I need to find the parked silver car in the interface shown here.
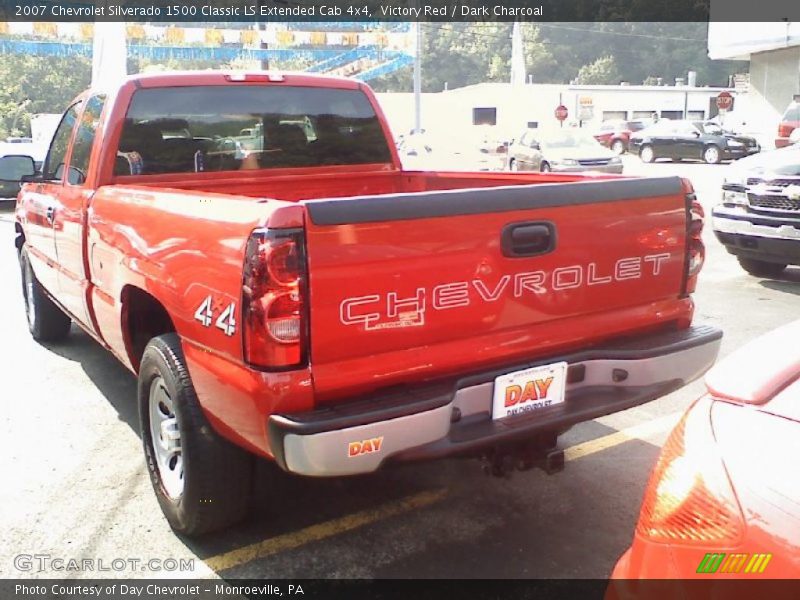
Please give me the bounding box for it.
[507,128,623,174]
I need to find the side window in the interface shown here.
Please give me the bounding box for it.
[519,132,529,145]
[43,102,82,181]
[68,95,106,185]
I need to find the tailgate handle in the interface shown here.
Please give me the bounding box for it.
[502,222,556,257]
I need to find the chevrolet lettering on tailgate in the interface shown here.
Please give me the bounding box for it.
[339,253,672,330]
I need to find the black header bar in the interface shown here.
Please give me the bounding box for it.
[0,0,799,22]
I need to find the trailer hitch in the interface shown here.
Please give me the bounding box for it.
[480,435,565,478]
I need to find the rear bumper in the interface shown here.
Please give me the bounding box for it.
[268,325,722,477]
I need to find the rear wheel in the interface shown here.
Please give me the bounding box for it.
[703,145,722,164]
[139,333,252,535]
[19,246,71,342]
[639,145,655,163]
[509,158,518,171]
[540,161,551,173]
[611,139,626,155]
[737,258,787,278]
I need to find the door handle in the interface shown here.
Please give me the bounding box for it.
[501,222,556,258]
[46,206,55,225]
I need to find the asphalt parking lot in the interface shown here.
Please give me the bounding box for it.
[1,156,798,580]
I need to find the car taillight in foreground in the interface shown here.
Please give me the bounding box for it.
[242,228,307,369]
[778,123,796,139]
[636,400,744,545]
[685,195,705,294]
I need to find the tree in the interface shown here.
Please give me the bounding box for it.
[0,54,91,138]
[574,55,621,84]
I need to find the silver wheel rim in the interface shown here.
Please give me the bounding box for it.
[149,376,184,499]
[706,147,719,163]
[612,141,624,154]
[24,261,36,330]
[641,147,653,162]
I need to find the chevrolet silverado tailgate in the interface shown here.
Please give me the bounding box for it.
[302,176,690,401]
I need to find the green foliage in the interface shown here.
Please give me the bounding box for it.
[574,56,620,85]
[0,54,91,138]
[369,22,747,92]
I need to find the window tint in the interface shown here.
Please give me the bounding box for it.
[115,85,392,175]
[68,95,106,185]
[44,102,81,181]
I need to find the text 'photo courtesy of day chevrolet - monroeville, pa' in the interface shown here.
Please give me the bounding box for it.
[1,1,799,599]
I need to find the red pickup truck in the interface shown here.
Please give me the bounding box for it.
[4,72,721,535]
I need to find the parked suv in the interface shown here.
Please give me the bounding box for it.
[713,144,800,277]
[775,97,800,149]
[593,120,646,154]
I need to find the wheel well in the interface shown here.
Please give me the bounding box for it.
[122,286,176,372]
[15,223,25,252]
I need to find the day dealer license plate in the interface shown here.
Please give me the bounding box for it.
[491,361,568,420]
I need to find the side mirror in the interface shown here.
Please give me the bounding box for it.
[531,142,541,150]
[0,154,36,183]
[692,131,701,138]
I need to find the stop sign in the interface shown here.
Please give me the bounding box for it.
[716,91,733,111]
[555,105,569,121]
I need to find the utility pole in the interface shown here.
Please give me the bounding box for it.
[256,22,268,70]
[413,21,422,133]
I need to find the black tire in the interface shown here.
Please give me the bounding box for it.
[639,145,655,163]
[540,161,551,173]
[737,258,787,278]
[138,333,252,536]
[611,139,626,155]
[703,145,722,165]
[19,245,71,342]
[508,158,518,171]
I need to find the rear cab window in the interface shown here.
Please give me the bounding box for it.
[114,85,392,176]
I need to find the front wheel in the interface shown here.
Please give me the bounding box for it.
[737,258,787,278]
[19,246,71,342]
[139,333,253,535]
[639,145,655,163]
[611,139,626,155]
[509,158,518,171]
[540,161,551,173]
[703,145,722,164]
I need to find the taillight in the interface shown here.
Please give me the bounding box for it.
[637,400,744,545]
[778,123,795,138]
[684,194,705,294]
[242,228,307,369]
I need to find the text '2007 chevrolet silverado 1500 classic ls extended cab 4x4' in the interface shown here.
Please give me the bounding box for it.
[5,71,721,535]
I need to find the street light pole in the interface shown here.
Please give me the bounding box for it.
[413,22,422,133]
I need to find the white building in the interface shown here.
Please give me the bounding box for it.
[708,21,800,146]
[377,81,736,142]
